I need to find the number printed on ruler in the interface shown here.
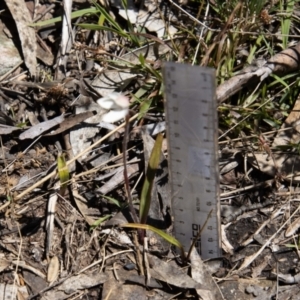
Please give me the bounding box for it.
[163,62,221,259]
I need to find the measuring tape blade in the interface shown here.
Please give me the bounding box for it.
[163,62,221,259]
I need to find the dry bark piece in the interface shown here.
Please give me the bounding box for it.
[4,0,37,76]
[102,268,162,299]
[268,43,300,74]
[22,270,48,295]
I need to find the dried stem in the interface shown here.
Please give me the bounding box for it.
[123,114,139,224]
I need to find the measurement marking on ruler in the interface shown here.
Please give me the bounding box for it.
[163,62,221,259]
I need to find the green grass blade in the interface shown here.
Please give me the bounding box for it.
[100,195,123,208]
[247,35,263,64]
[77,24,129,38]
[280,0,294,49]
[90,214,112,230]
[270,74,290,90]
[121,223,185,257]
[138,99,153,120]
[139,133,163,224]
[29,7,99,27]
[92,1,126,34]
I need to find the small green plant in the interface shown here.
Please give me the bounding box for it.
[121,133,185,259]
[57,153,69,196]
[279,0,294,49]
[139,133,163,224]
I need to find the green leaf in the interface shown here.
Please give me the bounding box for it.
[92,1,126,34]
[138,99,153,120]
[284,244,299,249]
[77,24,129,38]
[121,223,185,257]
[57,154,69,195]
[90,214,112,230]
[134,85,151,99]
[280,0,294,49]
[139,133,163,224]
[271,74,290,90]
[263,118,279,128]
[138,53,146,66]
[100,195,123,208]
[29,7,100,27]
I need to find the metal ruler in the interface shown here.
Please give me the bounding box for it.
[163,62,221,259]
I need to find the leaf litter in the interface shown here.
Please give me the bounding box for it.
[2,0,300,299]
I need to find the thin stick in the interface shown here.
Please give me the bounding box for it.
[123,115,139,223]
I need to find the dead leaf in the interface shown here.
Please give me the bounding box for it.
[95,160,139,194]
[285,217,300,238]
[251,255,270,278]
[47,256,59,283]
[58,273,108,294]
[147,254,204,289]
[19,114,66,140]
[42,272,109,299]
[190,248,224,300]
[45,111,96,136]
[72,179,97,226]
[0,283,15,300]
[70,102,103,159]
[92,42,172,97]
[219,279,275,300]
[0,255,10,272]
[4,0,37,76]
[248,97,300,181]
